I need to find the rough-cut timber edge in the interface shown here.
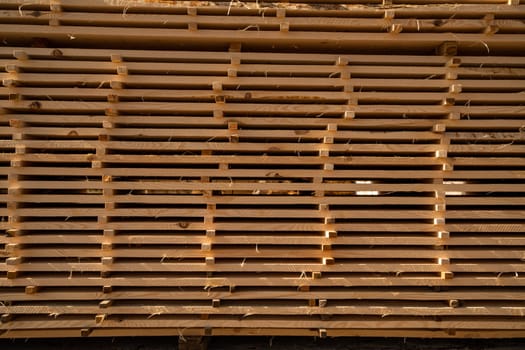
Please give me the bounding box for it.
[1,0,525,339]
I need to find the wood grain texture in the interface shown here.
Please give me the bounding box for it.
[0,0,524,338]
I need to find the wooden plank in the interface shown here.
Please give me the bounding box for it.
[3,10,525,35]
[6,247,525,259]
[3,58,525,78]
[1,47,525,66]
[13,180,525,193]
[3,262,525,273]
[6,167,525,180]
[3,73,525,90]
[3,303,525,317]
[3,87,525,105]
[1,0,525,17]
[3,275,525,288]
[4,234,525,247]
[3,288,525,301]
[1,327,524,339]
[4,316,525,331]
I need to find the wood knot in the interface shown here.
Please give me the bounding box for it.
[178,222,189,229]
[28,101,41,110]
[52,49,63,57]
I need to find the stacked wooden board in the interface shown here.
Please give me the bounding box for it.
[1,0,525,339]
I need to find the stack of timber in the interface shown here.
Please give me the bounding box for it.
[0,0,525,339]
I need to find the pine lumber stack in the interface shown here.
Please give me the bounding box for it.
[0,0,525,339]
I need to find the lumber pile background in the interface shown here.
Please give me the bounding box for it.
[1,0,525,339]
